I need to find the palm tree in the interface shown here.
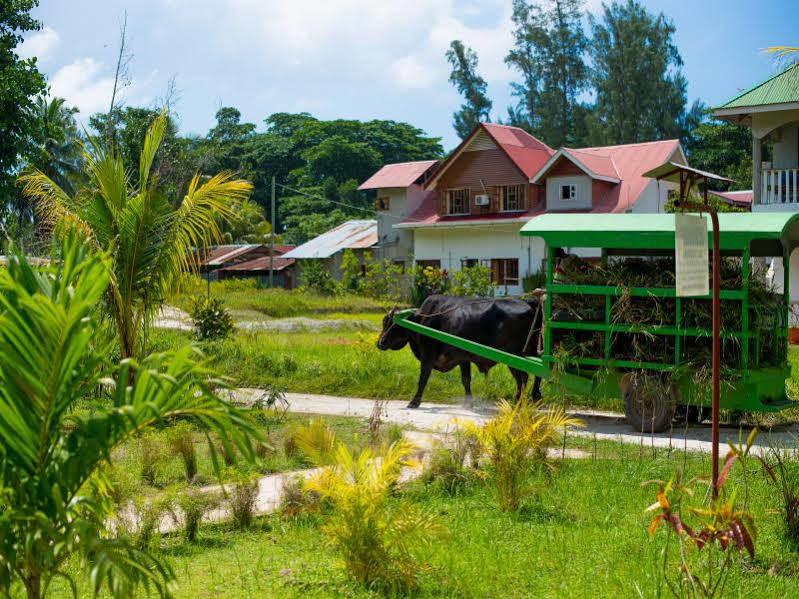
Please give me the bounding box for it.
[220,197,277,244]
[0,236,257,599]
[19,111,252,359]
[29,96,83,193]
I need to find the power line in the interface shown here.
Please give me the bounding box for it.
[276,182,407,222]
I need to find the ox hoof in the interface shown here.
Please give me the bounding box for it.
[406,400,421,409]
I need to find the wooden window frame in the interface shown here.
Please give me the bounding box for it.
[500,184,526,212]
[447,188,470,216]
[416,259,441,269]
[375,196,390,211]
[482,258,519,286]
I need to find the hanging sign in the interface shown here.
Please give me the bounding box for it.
[675,214,709,297]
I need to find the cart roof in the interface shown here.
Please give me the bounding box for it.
[520,212,799,255]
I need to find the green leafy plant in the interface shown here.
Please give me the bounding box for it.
[227,473,260,529]
[422,422,481,496]
[646,430,758,598]
[0,236,257,599]
[139,432,168,486]
[758,445,799,543]
[522,271,547,293]
[168,422,199,482]
[176,488,222,543]
[339,248,362,292]
[410,265,450,307]
[361,256,405,301]
[465,398,583,511]
[191,296,234,341]
[300,259,339,295]
[451,265,494,297]
[305,437,448,591]
[292,418,338,465]
[20,110,251,360]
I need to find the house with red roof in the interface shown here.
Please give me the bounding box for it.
[375,123,687,294]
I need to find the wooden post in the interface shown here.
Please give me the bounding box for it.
[270,175,275,288]
[753,134,762,206]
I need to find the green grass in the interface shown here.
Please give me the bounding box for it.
[106,410,371,499]
[172,278,389,319]
[44,447,799,598]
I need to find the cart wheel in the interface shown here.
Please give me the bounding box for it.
[623,374,676,433]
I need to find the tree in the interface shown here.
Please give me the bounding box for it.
[219,197,276,244]
[446,40,492,139]
[0,0,46,207]
[28,96,82,193]
[504,0,588,147]
[0,235,256,599]
[588,0,694,145]
[684,121,755,191]
[19,111,252,359]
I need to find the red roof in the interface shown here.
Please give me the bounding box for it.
[398,138,683,228]
[708,189,753,209]
[358,160,438,190]
[219,256,296,272]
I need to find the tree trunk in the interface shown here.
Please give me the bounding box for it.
[25,572,41,599]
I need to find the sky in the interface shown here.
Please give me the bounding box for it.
[17,0,799,151]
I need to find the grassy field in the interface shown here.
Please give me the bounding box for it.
[43,444,799,598]
[171,278,389,319]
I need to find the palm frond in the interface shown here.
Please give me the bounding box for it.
[18,168,94,241]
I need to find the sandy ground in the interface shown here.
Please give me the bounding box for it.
[154,306,377,333]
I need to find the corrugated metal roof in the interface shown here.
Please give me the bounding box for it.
[282,220,377,259]
[202,244,264,266]
[717,64,799,109]
[358,160,438,190]
[708,189,753,208]
[220,256,295,272]
[562,148,620,180]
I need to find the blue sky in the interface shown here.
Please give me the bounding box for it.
[18,0,799,151]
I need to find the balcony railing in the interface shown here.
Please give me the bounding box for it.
[762,168,799,205]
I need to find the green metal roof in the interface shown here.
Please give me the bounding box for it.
[716,64,799,110]
[519,212,799,254]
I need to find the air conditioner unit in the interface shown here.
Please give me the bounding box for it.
[474,194,490,206]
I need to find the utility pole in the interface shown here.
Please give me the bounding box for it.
[270,175,275,288]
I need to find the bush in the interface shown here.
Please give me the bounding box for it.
[138,433,168,486]
[522,271,547,293]
[361,256,405,301]
[132,495,174,549]
[280,475,320,516]
[466,399,583,511]
[410,265,450,307]
[339,248,361,292]
[191,296,235,341]
[228,474,260,529]
[168,423,198,482]
[176,488,221,542]
[300,259,339,295]
[422,425,481,496]
[451,265,494,297]
[291,418,338,465]
[305,436,448,590]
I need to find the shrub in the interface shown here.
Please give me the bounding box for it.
[228,474,260,529]
[132,495,174,550]
[361,256,405,301]
[305,438,447,590]
[280,475,320,516]
[410,265,450,307]
[451,265,494,297]
[191,295,235,341]
[466,398,583,511]
[176,488,221,542]
[522,271,547,293]
[422,425,481,496]
[759,445,799,543]
[168,422,199,482]
[339,248,361,292]
[300,259,339,295]
[138,432,168,486]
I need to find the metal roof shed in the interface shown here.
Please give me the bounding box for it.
[282,220,378,259]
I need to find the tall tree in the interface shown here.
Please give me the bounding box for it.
[0,0,46,207]
[505,0,588,147]
[28,96,82,193]
[446,40,493,139]
[20,112,252,359]
[684,120,759,191]
[588,0,691,145]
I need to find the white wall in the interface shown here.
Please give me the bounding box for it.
[630,179,677,213]
[546,175,592,210]
[413,223,545,295]
[375,185,426,264]
[772,122,799,170]
[766,248,799,326]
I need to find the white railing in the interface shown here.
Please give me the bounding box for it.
[761,168,799,205]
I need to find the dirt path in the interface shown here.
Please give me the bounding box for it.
[232,389,799,454]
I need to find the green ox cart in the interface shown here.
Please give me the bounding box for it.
[393,212,799,432]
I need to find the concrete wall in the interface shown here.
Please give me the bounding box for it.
[375,185,427,266]
[629,179,676,214]
[772,122,799,170]
[413,223,545,295]
[546,175,592,210]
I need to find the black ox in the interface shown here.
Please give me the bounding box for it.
[377,295,543,408]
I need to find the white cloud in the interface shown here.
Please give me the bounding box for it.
[161,0,514,92]
[18,26,60,62]
[49,58,117,116]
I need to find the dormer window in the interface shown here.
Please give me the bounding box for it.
[448,189,470,215]
[501,184,526,211]
[561,184,576,200]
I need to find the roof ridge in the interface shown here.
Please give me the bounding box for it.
[718,63,799,107]
[573,139,679,151]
